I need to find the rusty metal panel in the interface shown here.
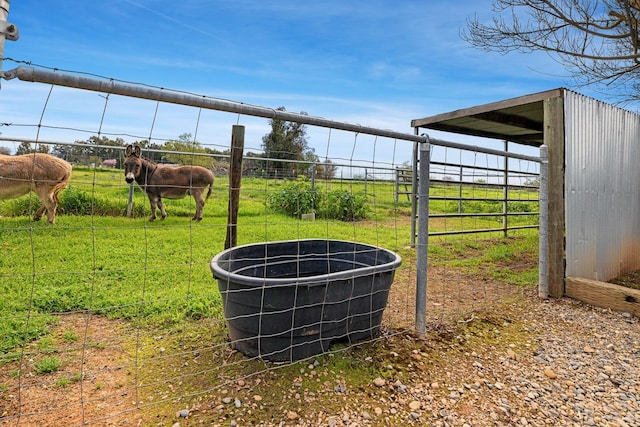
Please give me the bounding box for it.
[564,91,640,281]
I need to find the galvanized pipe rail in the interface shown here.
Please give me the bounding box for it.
[2,66,426,144]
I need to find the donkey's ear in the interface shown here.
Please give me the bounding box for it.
[125,144,133,157]
[134,145,142,158]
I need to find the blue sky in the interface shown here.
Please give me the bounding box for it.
[0,0,577,162]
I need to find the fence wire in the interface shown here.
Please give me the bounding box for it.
[0,68,539,426]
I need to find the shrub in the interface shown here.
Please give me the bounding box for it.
[59,185,94,215]
[320,190,367,221]
[267,178,322,218]
[268,179,367,221]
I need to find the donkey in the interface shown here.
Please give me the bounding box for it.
[0,153,72,224]
[124,144,215,222]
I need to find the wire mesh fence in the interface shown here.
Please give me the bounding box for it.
[0,67,540,425]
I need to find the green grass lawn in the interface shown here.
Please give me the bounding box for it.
[0,166,539,358]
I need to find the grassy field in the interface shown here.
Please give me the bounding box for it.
[0,166,539,358]
[0,166,541,425]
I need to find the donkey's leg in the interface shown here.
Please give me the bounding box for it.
[158,198,168,220]
[192,190,204,221]
[148,196,158,221]
[33,205,46,222]
[35,187,57,224]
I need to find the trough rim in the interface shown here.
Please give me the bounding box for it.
[210,238,402,287]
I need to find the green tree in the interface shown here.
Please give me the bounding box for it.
[51,144,72,161]
[317,158,338,180]
[261,107,311,178]
[133,140,164,163]
[88,136,126,167]
[163,133,213,168]
[52,136,125,166]
[463,0,640,103]
[15,142,49,155]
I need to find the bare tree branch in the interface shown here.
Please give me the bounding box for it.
[462,0,640,102]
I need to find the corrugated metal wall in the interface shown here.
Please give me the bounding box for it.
[565,91,640,281]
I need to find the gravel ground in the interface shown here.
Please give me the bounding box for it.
[404,297,640,427]
[194,295,640,427]
[378,299,640,427]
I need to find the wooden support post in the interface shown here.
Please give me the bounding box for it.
[544,97,566,298]
[224,125,245,250]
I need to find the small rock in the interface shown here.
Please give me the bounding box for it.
[583,345,596,353]
[394,379,407,393]
[334,382,347,393]
[176,409,189,419]
[287,410,298,420]
[409,400,421,410]
[373,377,386,387]
[544,368,558,379]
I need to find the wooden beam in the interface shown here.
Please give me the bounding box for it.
[566,276,640,316]
[419,122,543,146]
[471,111,543,132]
[544,96,566,298]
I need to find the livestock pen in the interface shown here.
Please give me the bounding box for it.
[0,65,542,425]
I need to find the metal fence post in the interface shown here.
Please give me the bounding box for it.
[538,145,549,298]
[410,142,418,247]
[0,0,19,84]
[503,140,509,237]
[415,140,430,336]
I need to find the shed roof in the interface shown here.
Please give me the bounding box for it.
[411,88,566,147]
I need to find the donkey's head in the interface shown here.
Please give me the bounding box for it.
[124,144,143,184]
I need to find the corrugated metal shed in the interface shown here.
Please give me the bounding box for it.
[412,87,640,305]
[563,92,640,282]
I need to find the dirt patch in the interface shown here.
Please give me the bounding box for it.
[0,314,138,427]
[1,239,538,426]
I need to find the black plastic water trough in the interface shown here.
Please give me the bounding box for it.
[210,239,402,362]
